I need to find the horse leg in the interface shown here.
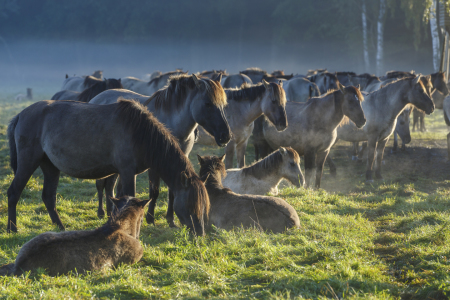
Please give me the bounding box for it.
[326,155,337,177]
[95,178,106,218]
[7,162,40,233]
[392,132,398,153]
[105,174,118,217]
[412,109,418,132]
[315,151,329,189]
[420,112,426,132]
[119,172,136,197]
[365,139,378,182]
[236,139,249,168]
[304,150,316,188]
[352,142,359,160]
[146,170,160,225]
[224,139,236,169]
[357,142,367,163]
[40,159,64,230]
[374,138,388,180]
[165,190,177,228]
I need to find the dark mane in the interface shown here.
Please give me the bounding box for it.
[144,74,227,112]
[336,71,357,76]
[242,148,299,179]
[115,100,209,218]
[385,70,415,79]
[240,67,268,75]
[76,79,123,103]
[148,70,187,86]
[83,76,103,88]
[225,82,286,105]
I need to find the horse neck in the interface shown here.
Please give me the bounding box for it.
[315,91,345,130]
[372,81,410,119]
[227,96,264,126]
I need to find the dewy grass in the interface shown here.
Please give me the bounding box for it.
[0,95,449,299]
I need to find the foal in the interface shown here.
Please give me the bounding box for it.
[0,196,148,276]
[223,147,304,195]
[198,155,300,233]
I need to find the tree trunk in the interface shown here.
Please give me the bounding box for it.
[376,0,386,76]
[362,0,370,72]
[430,0,440,72]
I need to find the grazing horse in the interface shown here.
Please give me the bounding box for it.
[198,155,300,233]
[308,72,340,94]
[0,196,149,276]
[90,74,230,227]
[196,80,287,168]
[283,77,320,102]
[7,99,210,235]
[51,78,123,102]
[61,75,105,92]
[336,76,434,182]
[223,147,304,195]
[121,70,188,96]
[239,67,268,83]
[221,74,252,88]
[263,84,366,188]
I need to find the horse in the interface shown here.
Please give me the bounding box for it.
[239,67,268,83]
[221,73,252,88]
[90,74,230,227]
[392,108,412,153]
[60,75,105,92]
[308,72,340,94]
[335,75,434,182]
[335,72,356,86]
[121,70,188,96]
[7,99,210,235]
[51,78,123,102]
[199,70,228,79]
[197,155,300,233]
[282,77,320,102]
[196,80,287,168]
[223,147,304,195]
[141,71,163,81]
[0,196,149,276]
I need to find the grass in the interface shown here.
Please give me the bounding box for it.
[0,93,449,299]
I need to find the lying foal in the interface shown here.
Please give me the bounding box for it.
[0,196,149,276]
[198,154,300,233]
[223,147,304,195]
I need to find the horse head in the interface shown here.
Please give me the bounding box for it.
[261,80,288,132]
[408,75,435,115]
[340,83,366,128]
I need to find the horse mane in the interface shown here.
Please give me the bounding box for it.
[76,79,123,103]
[242,148,299,180]
[225,82,286,105]
[309,72,339,82]
[143,74,227,112]
[240,67,268,75]
[272,70,285,76]
[336,71,357,76]
[115,100,209,218]
[148,70,186,86]
[385,70,415,79]
[83,76,103,88]
[199,70,228,77]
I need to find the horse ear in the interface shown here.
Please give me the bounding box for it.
[214,73,222,84]
[279,147,288,155]
[65,74,69,79]
[262,79,271,90]
[219,154,226,162]
[278,80,283,87]
[413,75,421,85]
[180,171,190,188]
[338,82,346,94]
[118,78,121,83]
[109,197,121,208]
[200,173,210,183]
[197,154,204,165]
[192,74,202,89]
[356,84,361,90]
[138,199,151,207]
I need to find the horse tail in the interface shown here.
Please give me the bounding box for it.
[444,108,450,126]
[8,114,19,174]
[0,263,15,276]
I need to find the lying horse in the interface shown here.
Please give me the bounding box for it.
[198,155,300,233]
[196,80,287,168]
[222,147,304,195]
[51,78,123,102]
[90,74,230,226]
[0,196,148,276]
[336,75,434,182]
[7,99,210,235]
[262,84,366,188]
[121,70,188,96]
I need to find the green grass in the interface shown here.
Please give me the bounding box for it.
[0,93,450,299]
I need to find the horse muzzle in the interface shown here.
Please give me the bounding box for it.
[356,118,366,129]
[215,132,232,148]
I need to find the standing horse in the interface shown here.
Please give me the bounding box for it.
[199,70,228,79]
[263,84,366,188]
[121,70,188,96]
[223,147,304,195]
[221,74,252,88]
[336,76,434,182]
[90,74,230,226]
[198,155,300,233]
[282,77,320,102]
[239,67,268,83]
[0,196,149,276]
[7,100,210,235]
[61,75,105,92]
[196,80,287,168]
[392,108,412,153]
[308,72,340,94]
[51,78,123,102]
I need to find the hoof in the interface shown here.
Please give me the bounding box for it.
[351,156,358,161]
[146,214,156,226]
[97,209,105,219]
[168,221,178,228]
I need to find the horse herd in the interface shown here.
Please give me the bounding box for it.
[1,67,448,276]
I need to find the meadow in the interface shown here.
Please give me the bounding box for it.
[0,92,449,299]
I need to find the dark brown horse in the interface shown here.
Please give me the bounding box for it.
[0,196,149,276]
[7,100,209,235]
